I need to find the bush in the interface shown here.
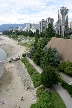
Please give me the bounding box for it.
[58,61,72,76]
[64,66,72,76]
[22,53,26,57]
[58,61,66,72]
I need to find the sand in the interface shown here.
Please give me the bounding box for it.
[0,35,36,108]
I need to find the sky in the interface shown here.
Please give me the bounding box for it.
[0,0,72,24]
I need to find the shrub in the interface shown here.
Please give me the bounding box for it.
[22,53,26,57]
[58,61,72,76]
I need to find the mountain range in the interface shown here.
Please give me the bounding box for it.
[0,23,39,31]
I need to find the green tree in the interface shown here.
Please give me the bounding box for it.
[39,32,45,37]
[41,47,60,69]
[35,29,39,38]
[55,33,61,38]
[29,30,34,37]
[33,46,43,65]
[41,65,58,88]
[45,23,55,38]
[32,37,51,65]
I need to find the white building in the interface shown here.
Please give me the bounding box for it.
[39,17,54,34]
[26,23,32,31]
[30,27,36,33]
[18,26,23,31]
[39,19,46,34]
[68,21,72,29]
[46,17,54,28]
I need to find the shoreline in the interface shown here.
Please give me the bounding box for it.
[0,35,36,108]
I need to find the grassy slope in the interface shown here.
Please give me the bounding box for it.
[51,91,66,108]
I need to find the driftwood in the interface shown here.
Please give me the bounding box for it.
[9,57,20,62]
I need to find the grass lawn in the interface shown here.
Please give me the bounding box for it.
[18,35,35,40]
[18,40,34,49]
[18,35,25,38]
[18,36,35,49]
[51,91,66,108]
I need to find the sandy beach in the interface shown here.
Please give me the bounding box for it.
[0,35,36,108]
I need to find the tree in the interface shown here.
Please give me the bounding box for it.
[32,46,43,65]
[41,65,58,88]
[55,33,61,38]
[29,30,34,37]
[31,37,50,66]
[52,48,60,67]
[40,47,60,69]
[45,23,55,38]
[39,32,45,37]
[35,29,39,38]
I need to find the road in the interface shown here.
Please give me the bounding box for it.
[27,57,72,108]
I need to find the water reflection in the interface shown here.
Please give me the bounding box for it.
[0,48,7,77]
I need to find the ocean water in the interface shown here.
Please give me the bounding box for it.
[0,48,7,77]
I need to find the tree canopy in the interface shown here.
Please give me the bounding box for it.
[41,65,58,88]
[45,23,55,38]
[40,47,60,70]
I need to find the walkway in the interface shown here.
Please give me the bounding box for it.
[59,72,72,84]
[27,57,72,108]
[54,84,72,108]
[26,57,42,74]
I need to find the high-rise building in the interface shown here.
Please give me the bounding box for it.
[26,23,32,31]
[18,26,23,31]
[46,17,54,28]
[39,19,46,34]
[39,18,54,34]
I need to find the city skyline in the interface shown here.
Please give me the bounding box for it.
[0,0,72,24]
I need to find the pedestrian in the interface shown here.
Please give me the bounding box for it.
[2,101,6,104]
[21,97,24,101]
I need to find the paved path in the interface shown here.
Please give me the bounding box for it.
[59,72,72,84]
[54,84,72,108]
[26,57,42,74]
[27,57,72,108]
